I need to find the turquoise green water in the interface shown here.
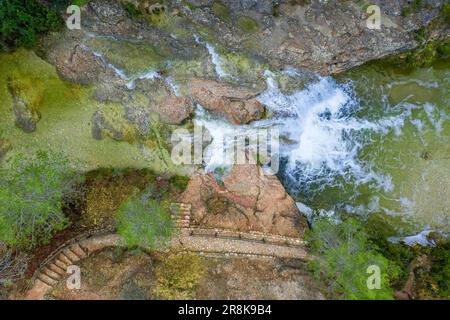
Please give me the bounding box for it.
[1,47,448,235]
[295,61,449,233]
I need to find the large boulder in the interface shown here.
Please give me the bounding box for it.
[187,78,265,124]
[149,95,194,125]
[185,0,448,75]
[45,40,111,85]
[181,164,308,238]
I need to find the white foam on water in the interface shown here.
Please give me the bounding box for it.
[126,69,161,89]
[388,229,435,247]
[83,33,180,93]
[193,106,275,172]
[296,202,341,224]
[258,72,408,192]
[193,35,228,79]
[195,70,413,195]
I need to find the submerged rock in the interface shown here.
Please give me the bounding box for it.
[91,108,138,142]
[181,164,308,238]
[187,78,265,124]
[7,79,41,133]
[0,139,11,159]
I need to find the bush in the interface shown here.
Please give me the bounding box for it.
[307,217,401,300]
[237,16,259,33]
[0,242,27,287]
[155,253,204,299]
[116,188,173,249]
[0,151,76,248]
[0,0,62,51]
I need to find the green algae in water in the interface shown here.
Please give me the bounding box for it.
[320,60,450,232]
[0,49,186,175]
[87,37,168,74]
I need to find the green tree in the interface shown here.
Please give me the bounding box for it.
[0,151,76,247]
[307,217,401,300]
[0,0,62,51]
[117,189,173,249]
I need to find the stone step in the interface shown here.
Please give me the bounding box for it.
[38,273,59,286]
[175,220,190,227]
[48,263,66,276]
[63,248,81,262]
[54,257,69,269]
[70,243,88,259]
[41,267,62,281]
[58,252,73,265]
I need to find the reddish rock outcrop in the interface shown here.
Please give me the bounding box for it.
[181,164,308,238]
[46,41,111,85]
[150,95,194,125]
[187,78,265,124]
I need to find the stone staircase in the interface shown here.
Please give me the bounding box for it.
[35,243,88,287]
[169,202,191,228]
[25,204,309,299]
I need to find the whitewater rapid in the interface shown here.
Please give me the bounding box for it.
[196,70,409,192]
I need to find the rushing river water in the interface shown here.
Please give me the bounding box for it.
[196,60,450,236]
[2,36,447,239]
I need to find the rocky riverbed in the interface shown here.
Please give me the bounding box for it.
[0,0,449,300]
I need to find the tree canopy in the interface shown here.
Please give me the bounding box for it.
[0,151,76,247]
[117,188,174,249]
[0,0,62,51]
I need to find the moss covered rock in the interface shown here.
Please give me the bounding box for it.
[7,77,42,133]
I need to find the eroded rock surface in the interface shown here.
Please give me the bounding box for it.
[183,0,449,74]
[40,0,448,130]
[187,78,265,124]
[181,164,308,238]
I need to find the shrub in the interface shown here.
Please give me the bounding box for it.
[0,151,76,248]
[116,188,173,249]
[212,2,231,23]
[0,0,62,51]
[0,242,27,287]
[237,16,259,33]
[155,253,204,299]
[307,217,401,300]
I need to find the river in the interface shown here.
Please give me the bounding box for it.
[196,59,449,238]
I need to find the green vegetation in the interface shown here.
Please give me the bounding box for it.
[426,240,450,298]
[307,217,401,299]
[0,0,62,51]
[212,2,231,23]
[87,37,167,74]
[237,16,259,33]
[168,175,190,192]
[0,151,77,248]
[308,212,450,299]
[385,4,450,69]
[116,188,173,249]
[155,253,205,299]
[289,0,310,6]
[401,0,425,17]
[122,1,143,17]
[183,0,199,11]
[71,0,91,6]
[388,38,450,69]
